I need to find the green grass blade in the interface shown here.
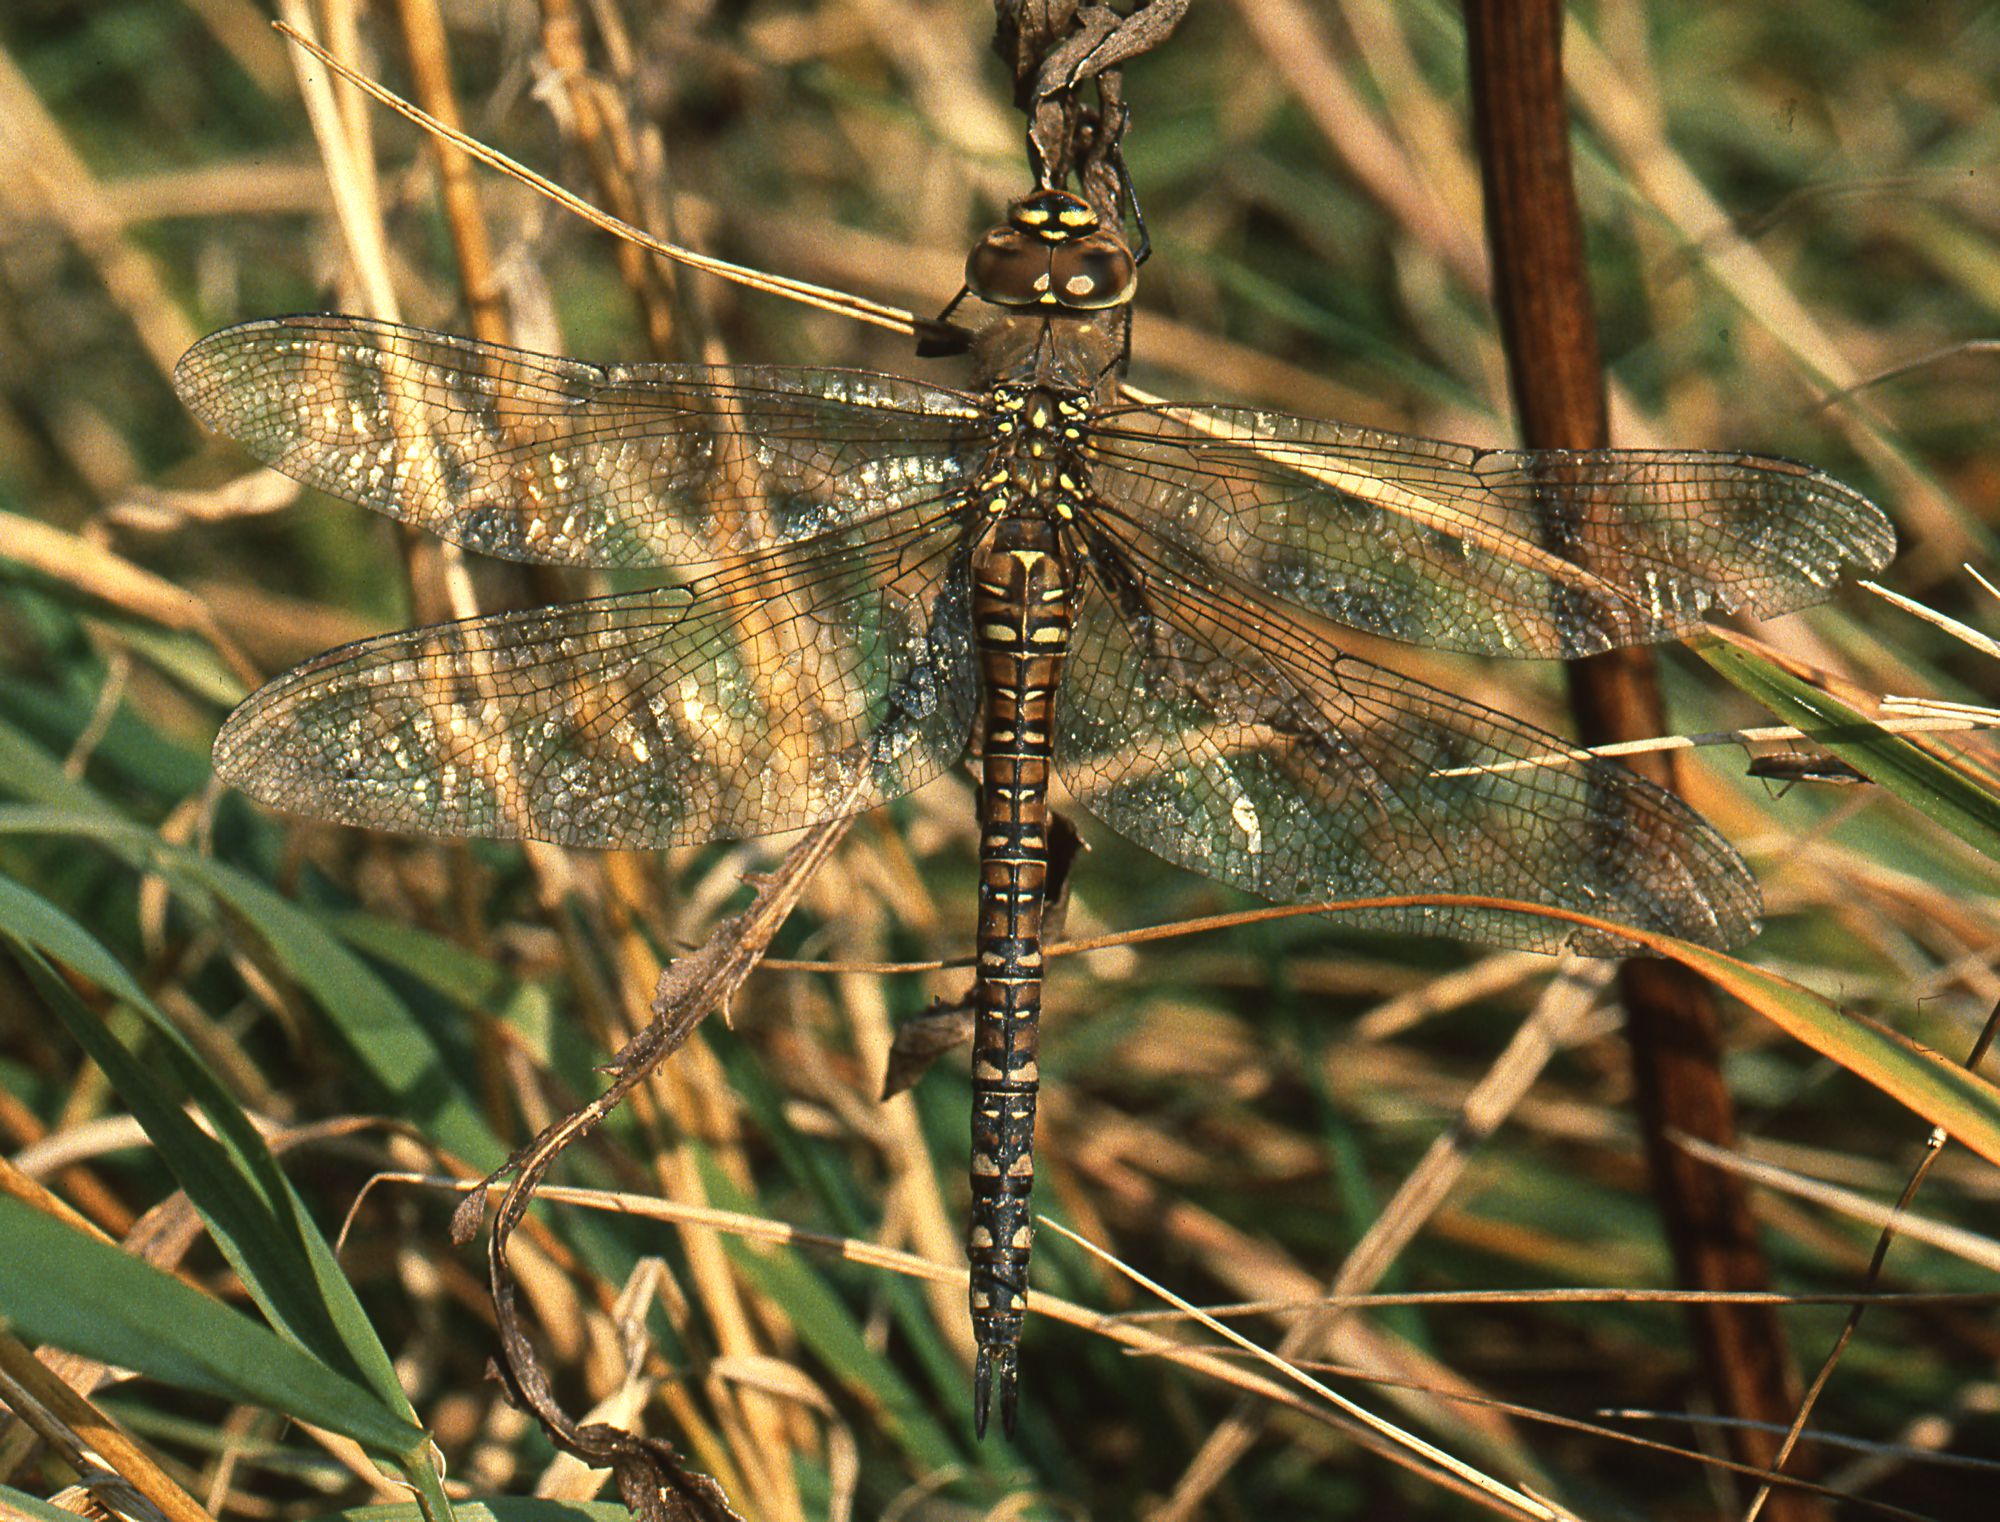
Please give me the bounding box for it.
[0,713,122,820]
[192,857,508,1170]
[1442,897,2000,1166]
[0,801,505,1172]
[0,1194,427,1456]
[0,908,414,1412]
[1664,939,2000,1165]
[2,1484,95,1522]
[1696,632,2000,863]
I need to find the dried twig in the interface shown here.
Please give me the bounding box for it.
[1465,9,1817,1516]
[446,814,855,1522]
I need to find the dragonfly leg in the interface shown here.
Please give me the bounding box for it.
[915,287,975,358]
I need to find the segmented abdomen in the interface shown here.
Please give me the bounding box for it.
[966,512,1070,1437]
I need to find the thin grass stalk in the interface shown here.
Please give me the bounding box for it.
[0,1334,216,1522]
[390,0,504,343]
[536,0,682,358]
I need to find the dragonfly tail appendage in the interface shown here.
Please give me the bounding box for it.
[973,1342,1022,1441]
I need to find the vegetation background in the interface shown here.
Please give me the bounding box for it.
[1,1,1998,1518]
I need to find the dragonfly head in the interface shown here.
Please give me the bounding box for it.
[965,189,1138,313]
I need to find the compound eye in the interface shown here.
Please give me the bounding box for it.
[965,227,1052,306]
[1047,234,1138,310]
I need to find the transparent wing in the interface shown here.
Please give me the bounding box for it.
[1085,402,1895,658]
[175,314,986,570]
[1055,510,1761,953]
[214,509,976,847]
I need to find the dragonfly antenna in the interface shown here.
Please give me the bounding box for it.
[273,22,974,352]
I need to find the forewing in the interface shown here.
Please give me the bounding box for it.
[214,510,976,847]
[1055,512,1761,953]
[175,315,984,569]
[1085,402,1895,658]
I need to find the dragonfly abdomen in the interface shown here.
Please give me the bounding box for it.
[967,512,1071,1439]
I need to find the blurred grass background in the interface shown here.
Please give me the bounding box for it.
[3,0,2000,1518]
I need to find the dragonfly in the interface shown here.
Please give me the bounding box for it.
[174,187,1895,1437]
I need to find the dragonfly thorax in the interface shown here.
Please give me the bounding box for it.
[971,308,1124,397]
[981,384,1092,515]
[966,188,1138,313]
